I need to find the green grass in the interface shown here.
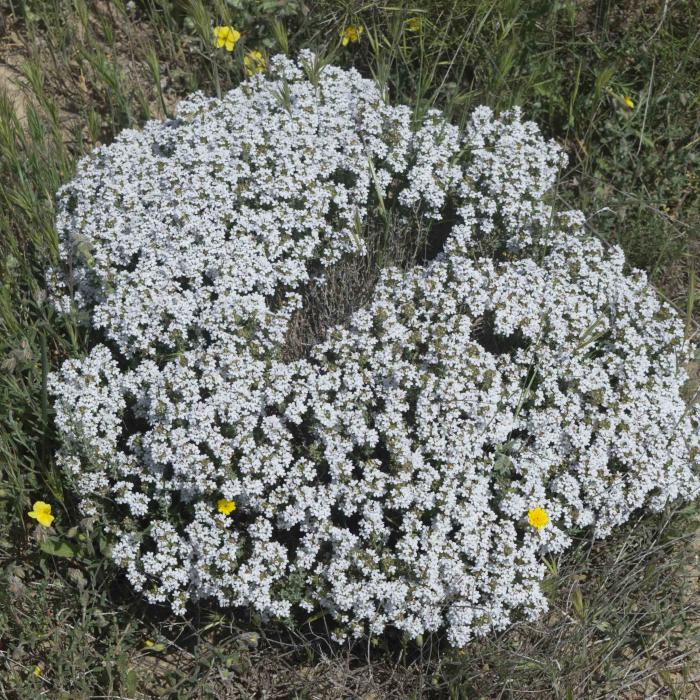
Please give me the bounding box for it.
[0,0,698,697]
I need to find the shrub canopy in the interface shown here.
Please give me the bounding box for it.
[49,53,699,646]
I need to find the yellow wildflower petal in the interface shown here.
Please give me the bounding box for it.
[213,26,239,51]
[406,17,422,32]
[213,26,225,48]
[38,511,54,526]
[33,665,42,677]
[217,498,236,515]
[623,95,634,109]
[244,50,266,76]
[341,25,362,46]
[28,501,54,527]
[226,28,241,52]
[528,507,549,530]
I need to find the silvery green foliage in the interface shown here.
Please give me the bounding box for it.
[48,53,699,646]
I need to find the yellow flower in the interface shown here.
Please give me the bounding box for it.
[28,501,54,527]
[623,95,634,109]
[213,26,240,52]
[144,639,166,651]
[406,16,422,32]
[341,24,363,46]
[33,665,42,677]
[528,507,549,530]
[217,498,236,515]
[244,50,266,76]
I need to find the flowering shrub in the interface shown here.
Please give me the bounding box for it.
[48,53,699,646]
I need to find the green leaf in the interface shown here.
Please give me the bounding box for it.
[40,537,77,558]
[98,534,112,556]
[126,668,138,696]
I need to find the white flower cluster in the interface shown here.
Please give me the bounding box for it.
[48,53,700,646]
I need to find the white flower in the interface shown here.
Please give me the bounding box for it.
[48,53,700,646]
